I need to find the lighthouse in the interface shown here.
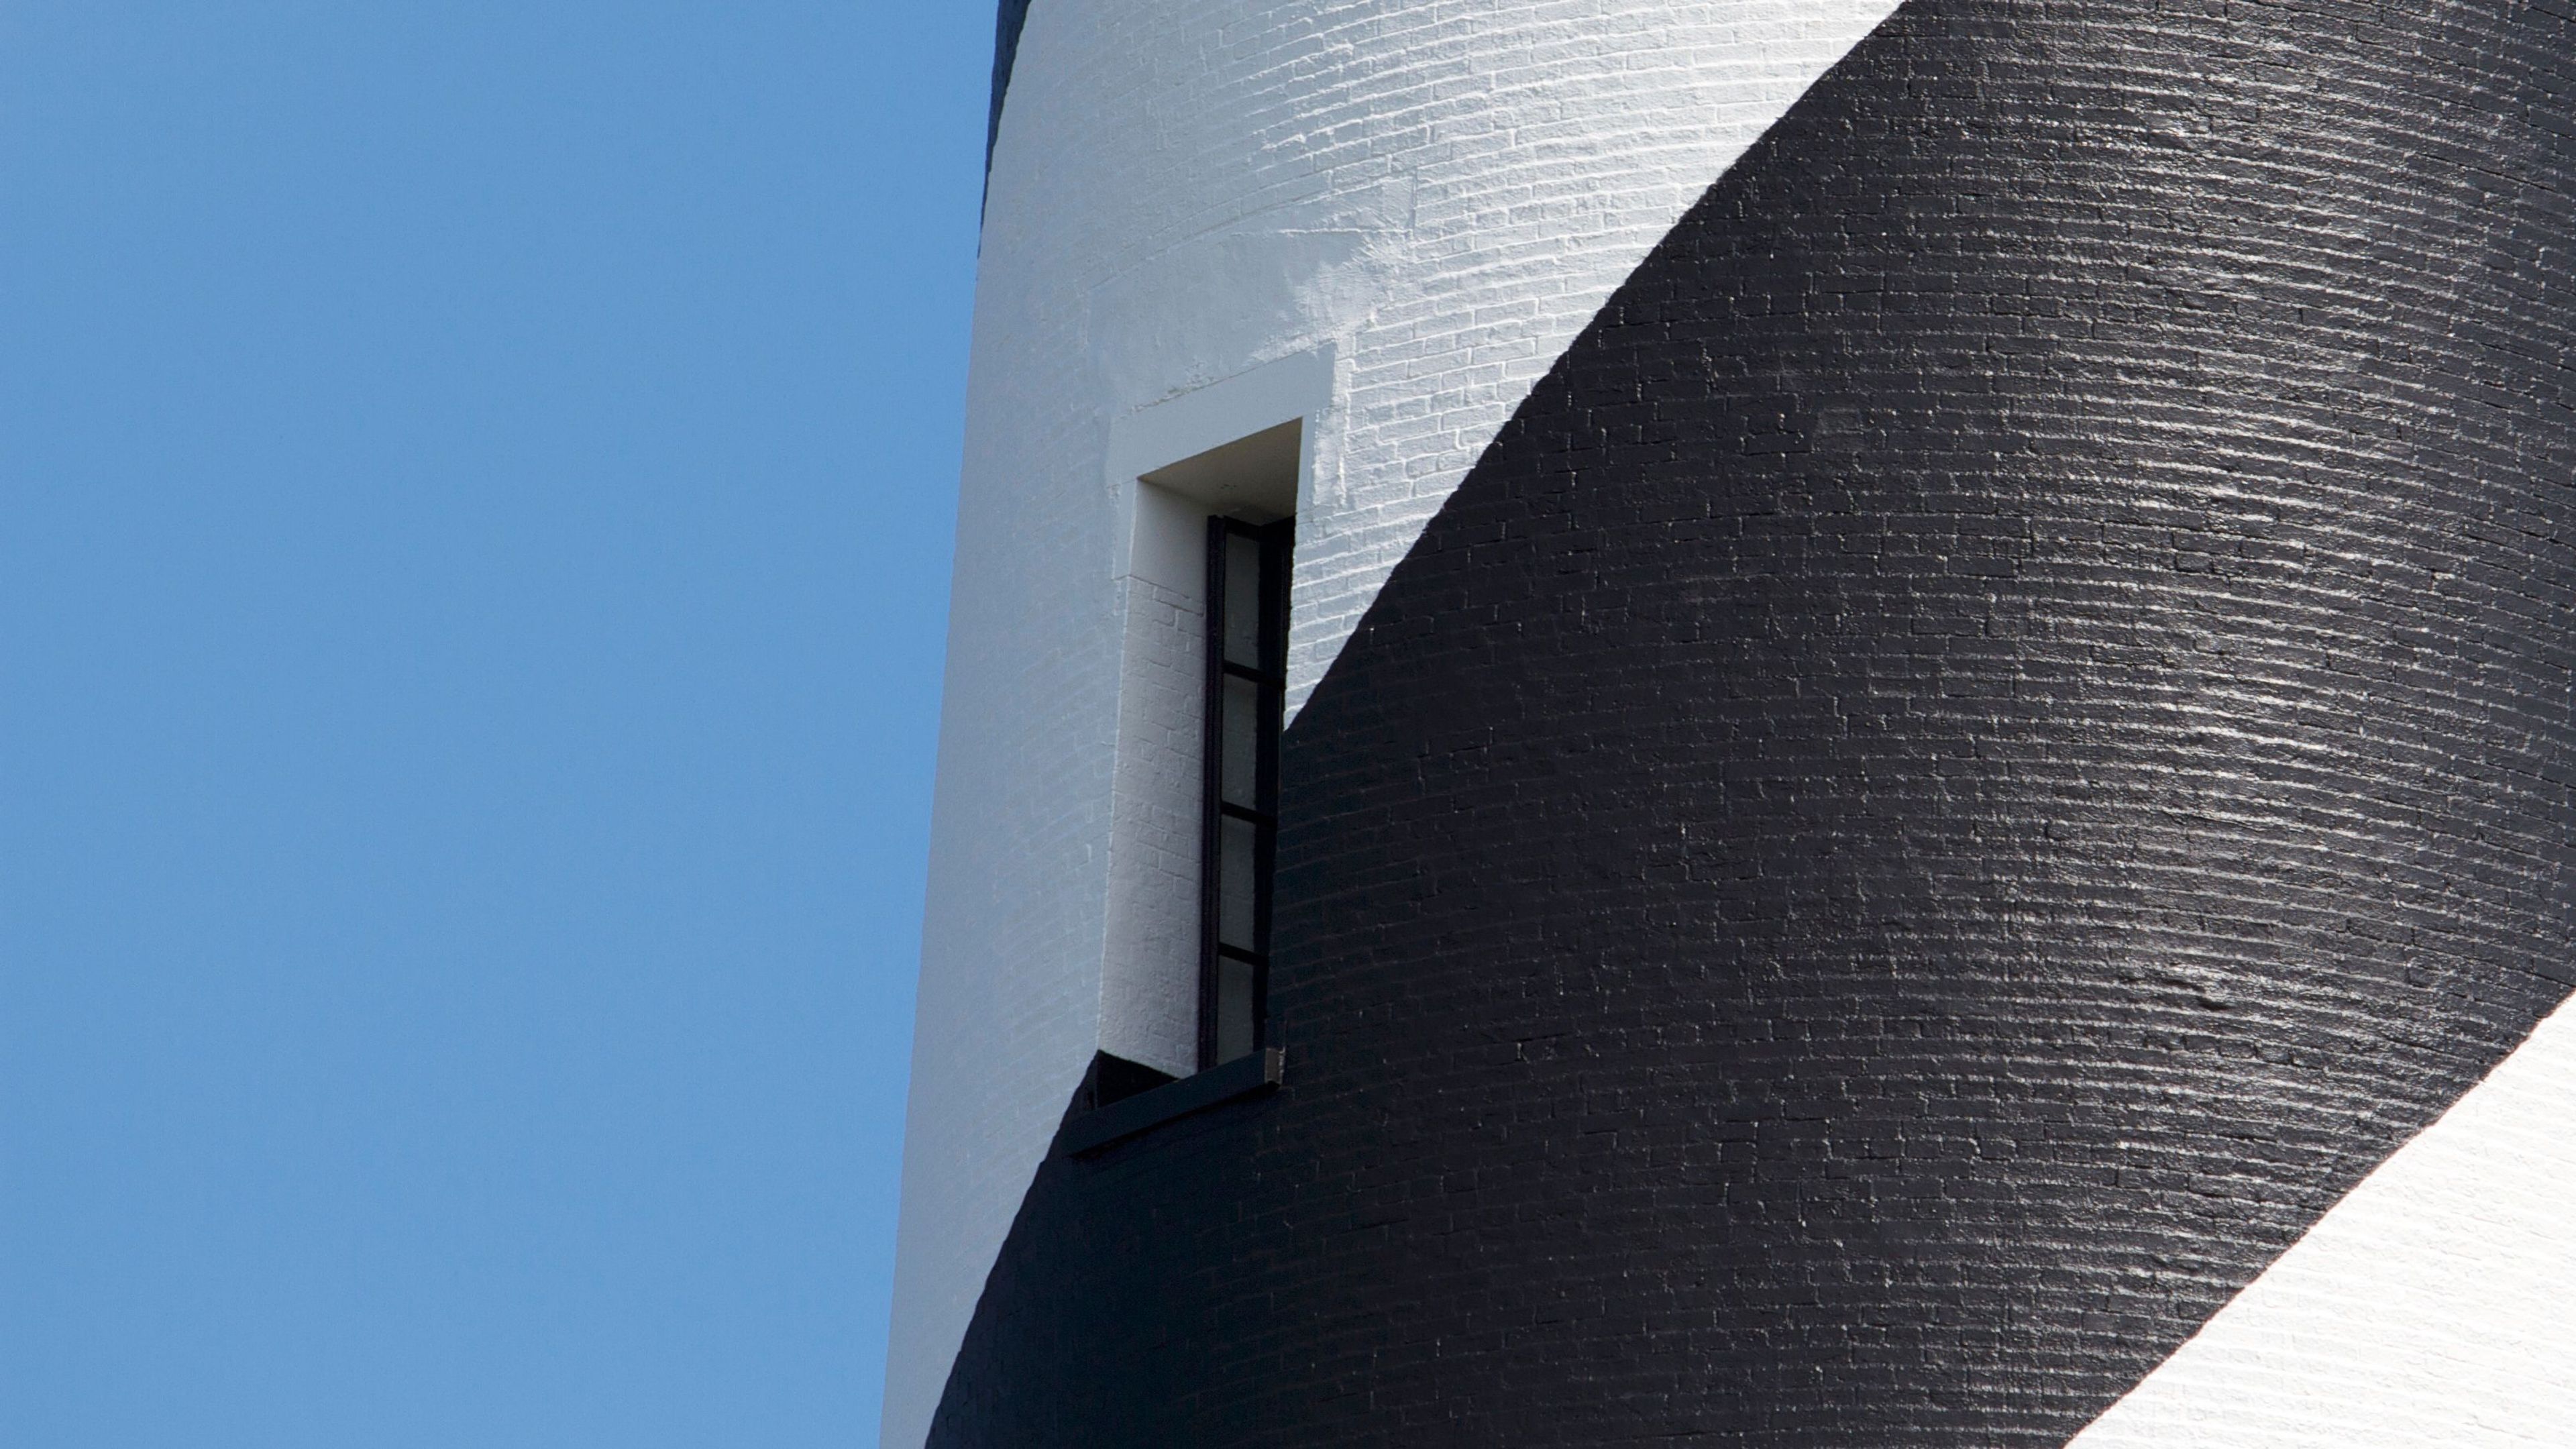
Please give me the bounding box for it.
[886,3,2576,1444]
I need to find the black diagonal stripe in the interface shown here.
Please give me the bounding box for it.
[985,0,1032,173]
[930,2,2576,1444]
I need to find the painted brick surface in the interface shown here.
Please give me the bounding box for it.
[885,5,1892,1441]
[2074,995,2576,1447]
[1099,570,1208,1070]
[925,1,2576,1443]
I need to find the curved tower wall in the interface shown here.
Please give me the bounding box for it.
[893,2,2576,1446]
[886,5,1897,1442]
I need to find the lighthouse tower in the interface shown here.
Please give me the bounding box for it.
[885,3,2576,1445]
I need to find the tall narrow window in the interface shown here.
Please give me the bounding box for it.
[1200,516,1291,1069]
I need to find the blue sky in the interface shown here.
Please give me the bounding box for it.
[1,3,985,1443]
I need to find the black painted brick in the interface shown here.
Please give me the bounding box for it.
[931,2,2576,1445]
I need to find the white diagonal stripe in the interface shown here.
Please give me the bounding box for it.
[885,5,1901,1444]
[2072,995,2576,1448]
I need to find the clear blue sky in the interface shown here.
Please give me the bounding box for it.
[1,3,987,1444]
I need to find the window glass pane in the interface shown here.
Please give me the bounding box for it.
[1214,956,1257,1064]
[1220,675,1260,808]
[1223,532,1264,667]
[1218,814,1258,948]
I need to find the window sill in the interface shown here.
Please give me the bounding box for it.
[1051,1047,1283,1159]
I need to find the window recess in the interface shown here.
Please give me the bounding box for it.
[1098,408,1304,1093]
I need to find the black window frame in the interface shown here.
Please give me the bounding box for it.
[1198,515,1291,1071]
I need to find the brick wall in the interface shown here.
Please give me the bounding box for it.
[922,1,2576,1443]
[886,5,1892,1441]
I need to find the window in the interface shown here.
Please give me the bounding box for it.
[1199,515,1290,1069]
[1112,403,1306,1085]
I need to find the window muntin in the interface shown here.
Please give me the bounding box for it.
[1200,516,1290,1069]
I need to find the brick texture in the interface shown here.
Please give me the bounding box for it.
[889,5,1892,1438]
[926,1,2576,1444]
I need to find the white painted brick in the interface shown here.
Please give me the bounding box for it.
[2072,997,2576,1448]
[882,5,1899,1445]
